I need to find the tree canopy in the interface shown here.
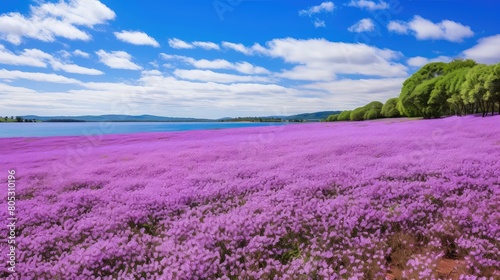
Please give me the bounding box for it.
[326,59,500,122]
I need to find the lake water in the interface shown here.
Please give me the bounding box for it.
[0,122,286,138]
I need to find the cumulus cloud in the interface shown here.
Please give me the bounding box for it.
[73,49,90,58]
[406,56,451,67]
[96,50,142,70]
[302,77,405,109]
[348,18,375,33]
[299,2,335,16]
[50,60,103,75]
[0,45,102,75]
[299,2,334,28]
[387,21,408,34]
[347,0,389,11]
[168,38,194,49]
[167,39,220,50]
[251,38,407,80]
[314,19,326,28]
[192,41,220,50]
[161,54,270,75]
[462,34,500,64]
[222,42,254,55]
[0,68,81,84]
[0,45,49,67]
[0,65,404,118]
[114,30,159,47]
[388,15,474,42]
[173,69,271,83]
[0,0,115,44]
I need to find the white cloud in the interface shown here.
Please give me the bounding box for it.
[59,50,72,59]
[406,56,451,67]
[256,38,407,80]
[192,41,220,50]
[167,39,220,50]
[96,50,142,70]
[0,66,404,118]
[0,0,115,44]
[232,61,269,75]
[168,38,194,49]
[314,19,326,28]
[387,21,408,34]
[0,45,48,67]
[0,45,102,75]
[49,60,103,75]
[462,34,500,64]
[347,0,389,11]
[173,69,271,83]
[114,30,159,47]
[302,77,406,109]
[388,15,474,42]
[0,82,37,94]
[222,42,253,55]
[73,49,90,58]
[299,2,335,17]
[161,54,270,75]
[0,68,81,84]
[348,18,375,33]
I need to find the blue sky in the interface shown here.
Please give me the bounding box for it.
[0,0,499,118]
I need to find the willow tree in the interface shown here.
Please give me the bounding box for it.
[461,64,491,117]
[486,63,500,115]
[429,66,475,116]
[381,98,400,118]
[397,62,447,117]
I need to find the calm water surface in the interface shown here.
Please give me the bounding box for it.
[0,122,286,138]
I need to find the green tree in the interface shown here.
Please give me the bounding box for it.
[397,62,447,117]
[326,114,339,122]
[337,110,352,121]
[445,67,473,116]
[15,116,23,122]
[362,101,383,120]
[350,107,367,121]
[364,109,380,120]
[486,62,500,115]
[444,59,477,74]
[461,64,491,117]
[381,98,400,118]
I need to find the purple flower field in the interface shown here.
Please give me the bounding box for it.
[1,116,499,279]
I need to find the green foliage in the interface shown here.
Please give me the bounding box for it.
[486,63,500,114]
[460,64,493,116]
[364,101,383,111]
[326,114,339,122]
[397,62,447,117]
[381,98,400,118]
[337,110,352,121]
[395,59,500,118]
[348,101,384,121]
[444,59,477,74]
[362,101,383,120]
[350,107,367,121]
[329,59,500,121]
[364,109,380,120]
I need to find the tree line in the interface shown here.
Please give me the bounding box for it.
[326,59,500,122]
[1,116,38,122]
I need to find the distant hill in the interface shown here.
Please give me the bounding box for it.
[283,111,342,121]
[22,115,211,122]
[22,111,343,123]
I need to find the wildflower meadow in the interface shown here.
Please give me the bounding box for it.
[1,116,499,279]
